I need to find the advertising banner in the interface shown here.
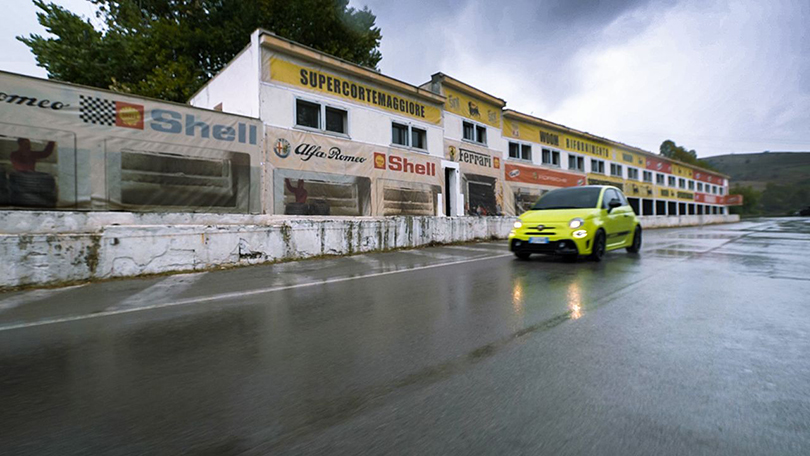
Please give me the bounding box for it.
[617,149,646,168]
[586,173,625,191]
[694,193,720,204]
[658,187,694,201]
[268,58,441,125]
[645,156,672,174]
[0,71,261,213]
[443,86,501,128]
[266,126,441,216]
[693,170,723,184]
[506,163,585,188]
[724,194,743,206]
[624,181,655,199]
[672,163,694,179]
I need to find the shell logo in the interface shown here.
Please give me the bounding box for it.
[374,152,386,169]
[115,101,144,129]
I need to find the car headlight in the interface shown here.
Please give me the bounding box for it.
[573,230,588,238]
[569,218,584,229]
[513,221,523,229]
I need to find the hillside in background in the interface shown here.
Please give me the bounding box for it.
[704,152,810,191]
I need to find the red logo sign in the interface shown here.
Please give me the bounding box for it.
[505,163,584,188]
[115,102,144,129]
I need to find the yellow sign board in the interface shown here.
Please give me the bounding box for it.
[672,163,693,179]
[658,187,694,201]
[503,117,564,148]
[624,181,655,199]
[586,173,625,190]
[269,58,442,125]
[563,135,611,159]
[444,87,501,128]
[617,149,646,167]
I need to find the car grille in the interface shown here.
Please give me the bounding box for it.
[523,223,561,236]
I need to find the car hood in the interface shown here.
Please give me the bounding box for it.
[519,208,600,223]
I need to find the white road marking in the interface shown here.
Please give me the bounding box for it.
[0,253,512,332]
[113,272,209,310]
[444,245,505,253]
[0,284,88,312]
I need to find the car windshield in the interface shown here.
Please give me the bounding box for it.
[531,187,602,210]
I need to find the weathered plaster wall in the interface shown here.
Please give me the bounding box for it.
[1,213,515,289]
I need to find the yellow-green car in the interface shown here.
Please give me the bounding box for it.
[508,185,642,261]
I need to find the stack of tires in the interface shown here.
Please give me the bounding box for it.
[8,171,57,208]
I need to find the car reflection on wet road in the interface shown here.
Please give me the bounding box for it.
[1,218,809,455]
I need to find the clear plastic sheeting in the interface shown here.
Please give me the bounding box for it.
[381,179,439,216]
[274,169,371,216]
[512,186,546,215]
[0,71,262,213]
[463,174,501,216]
[0,134,60,209]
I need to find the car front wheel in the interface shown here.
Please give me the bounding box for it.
[589,230,606,262]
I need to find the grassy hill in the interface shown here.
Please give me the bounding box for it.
[704,152,810,191]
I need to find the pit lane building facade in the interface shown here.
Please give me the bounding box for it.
[188,29,738,218]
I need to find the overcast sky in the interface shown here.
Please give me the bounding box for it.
[4,0,809,156]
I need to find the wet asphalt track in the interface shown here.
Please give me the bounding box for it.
[1,217,809,455]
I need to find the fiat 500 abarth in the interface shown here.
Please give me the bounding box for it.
[508,185,642,261]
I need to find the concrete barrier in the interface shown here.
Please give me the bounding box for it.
[0,212,516,290]
[0,211,740,290]
[638,214,740,228]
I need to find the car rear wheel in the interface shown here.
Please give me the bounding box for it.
[514,251,531,261]
[589,230,606,262]
[626,226,642,253]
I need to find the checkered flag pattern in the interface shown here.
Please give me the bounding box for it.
[79,95,115,126]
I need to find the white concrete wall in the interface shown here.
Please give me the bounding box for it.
[0,212,515,290]
[188,34,260,117]
[638,214,740,228]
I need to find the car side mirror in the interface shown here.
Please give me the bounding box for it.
[608,199,621,212]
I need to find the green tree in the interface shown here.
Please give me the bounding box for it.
[728,185,760,216]
[19,0,383,102]
[659,139,718,171]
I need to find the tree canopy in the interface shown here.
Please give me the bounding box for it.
[19,0,383,102]
[659,139,717,171]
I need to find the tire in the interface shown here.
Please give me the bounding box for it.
[9,171,57,208]
[514,251,531,261]
[589,230,606,262]
[284,202,308,215]
[0,171,9,206]
[626,226,642,253]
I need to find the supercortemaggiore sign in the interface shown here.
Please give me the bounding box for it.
[269,58,442,124]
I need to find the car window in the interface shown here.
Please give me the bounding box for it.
[617,191,629,206]
[602,188,619,209]
[531,187,602,210]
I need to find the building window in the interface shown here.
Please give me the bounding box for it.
[542,148,560,166]
[591,159,605,174]
[678,178,686,189]
[392,122,427,150]
[462,121,487,145]
[411,127,426,150]
[656,173,665,185]
[569,154,585,172]
[712,185,718,194]
[296,99,320,129]
[627,167,639,180]
[688,180,695,190]
[697,182,704,192]
[643,170,652,182]
[296,99,348,135]
[509,142,531,160]
[719,187,724,196]
[325,106,347,134]
[668,176,676,187]
[610,163,623,177]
